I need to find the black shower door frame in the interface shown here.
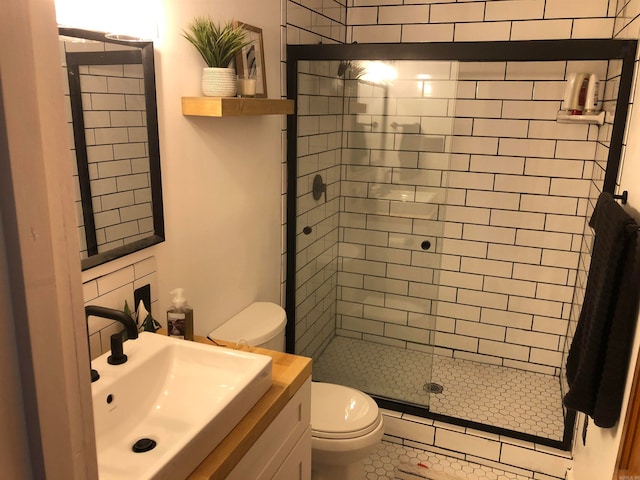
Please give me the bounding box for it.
[285,38,637,451]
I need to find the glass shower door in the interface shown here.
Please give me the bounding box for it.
[292,58,456,409]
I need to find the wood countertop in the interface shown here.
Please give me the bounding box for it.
[164,333,312,480]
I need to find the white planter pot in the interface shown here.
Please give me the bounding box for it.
[201,67,237,97]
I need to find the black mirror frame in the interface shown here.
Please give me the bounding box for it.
[59,27,164,270]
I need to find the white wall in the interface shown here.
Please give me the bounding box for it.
[153,0,283,335]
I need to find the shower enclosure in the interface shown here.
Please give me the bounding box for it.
[286,40,636,449]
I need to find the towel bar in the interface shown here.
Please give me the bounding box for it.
[613,191,628,204]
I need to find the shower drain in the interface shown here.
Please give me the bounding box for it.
[423,382,444,394]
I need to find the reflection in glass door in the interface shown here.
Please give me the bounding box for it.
[292,59,456,409]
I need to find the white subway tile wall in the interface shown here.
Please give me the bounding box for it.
[83,256,158,359]
[560,51,623,398]
[61,39,87,258]
[282,0,348,317]
[615,0,640,38]
[294,61,344,358]
[287,0,348,45]
[347,0,615,43]
[330,58,617,374]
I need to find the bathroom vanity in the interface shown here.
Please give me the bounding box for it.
[184,336,312,480]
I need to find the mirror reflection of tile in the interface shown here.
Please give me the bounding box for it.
[59,29,164,270]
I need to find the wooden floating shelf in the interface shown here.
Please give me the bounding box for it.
[182,97,294,117]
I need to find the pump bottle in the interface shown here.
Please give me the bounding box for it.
[167,288,194,341]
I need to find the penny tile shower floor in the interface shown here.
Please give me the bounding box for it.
[313,336,565,441]
[364,441,533,480]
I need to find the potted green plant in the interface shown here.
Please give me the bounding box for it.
[182,16,252,97]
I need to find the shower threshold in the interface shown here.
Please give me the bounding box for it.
[313,336,566,444]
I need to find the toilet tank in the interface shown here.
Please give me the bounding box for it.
[208,302,286,352]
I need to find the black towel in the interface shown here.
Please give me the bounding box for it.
[564,192,640,428]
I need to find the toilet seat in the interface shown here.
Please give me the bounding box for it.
[311,382,381,440]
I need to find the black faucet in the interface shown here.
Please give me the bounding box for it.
[85,305,139,382]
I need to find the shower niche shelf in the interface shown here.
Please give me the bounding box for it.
[556,110,605,125]
[182,97,294,117]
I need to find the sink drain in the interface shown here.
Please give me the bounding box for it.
[423,382,444,394]
[132,438,157,453]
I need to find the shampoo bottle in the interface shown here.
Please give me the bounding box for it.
[584,74,601,113]
[167,288,194,341]
[562,72,578,112]
[563,72,588,114]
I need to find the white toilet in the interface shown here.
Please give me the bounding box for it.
[209,302,384,480]
[208,302,286,351]
[310,382,384,479]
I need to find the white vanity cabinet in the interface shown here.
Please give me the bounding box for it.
[226,377,311,480]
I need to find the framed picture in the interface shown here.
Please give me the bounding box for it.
[234,22,267,98]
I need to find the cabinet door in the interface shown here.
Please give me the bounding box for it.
[227,377,311,480]
[272,426,311,480]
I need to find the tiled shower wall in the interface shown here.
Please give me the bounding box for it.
[561,3,634,395]
[334,59,614,374]
[286,0,347,45]
[283,1,621,370]
[563,0,640,453]
[347,0,616,43]
[294,61,344,358]
[283,2,348,355]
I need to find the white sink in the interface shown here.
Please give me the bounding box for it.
[91,332,272,479]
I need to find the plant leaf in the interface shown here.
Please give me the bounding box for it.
[182,16,253,68]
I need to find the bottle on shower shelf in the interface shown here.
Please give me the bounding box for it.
[584,73,602,114]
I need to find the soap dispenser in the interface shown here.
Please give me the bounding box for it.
[167,288,194,341]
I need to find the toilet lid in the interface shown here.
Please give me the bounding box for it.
[208,302,286,346]
[311,382,381,439]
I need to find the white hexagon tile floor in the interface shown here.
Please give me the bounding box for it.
[364,441,534,480]
[313,336,565,441]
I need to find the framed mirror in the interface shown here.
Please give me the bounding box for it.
[59,27,164,270]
